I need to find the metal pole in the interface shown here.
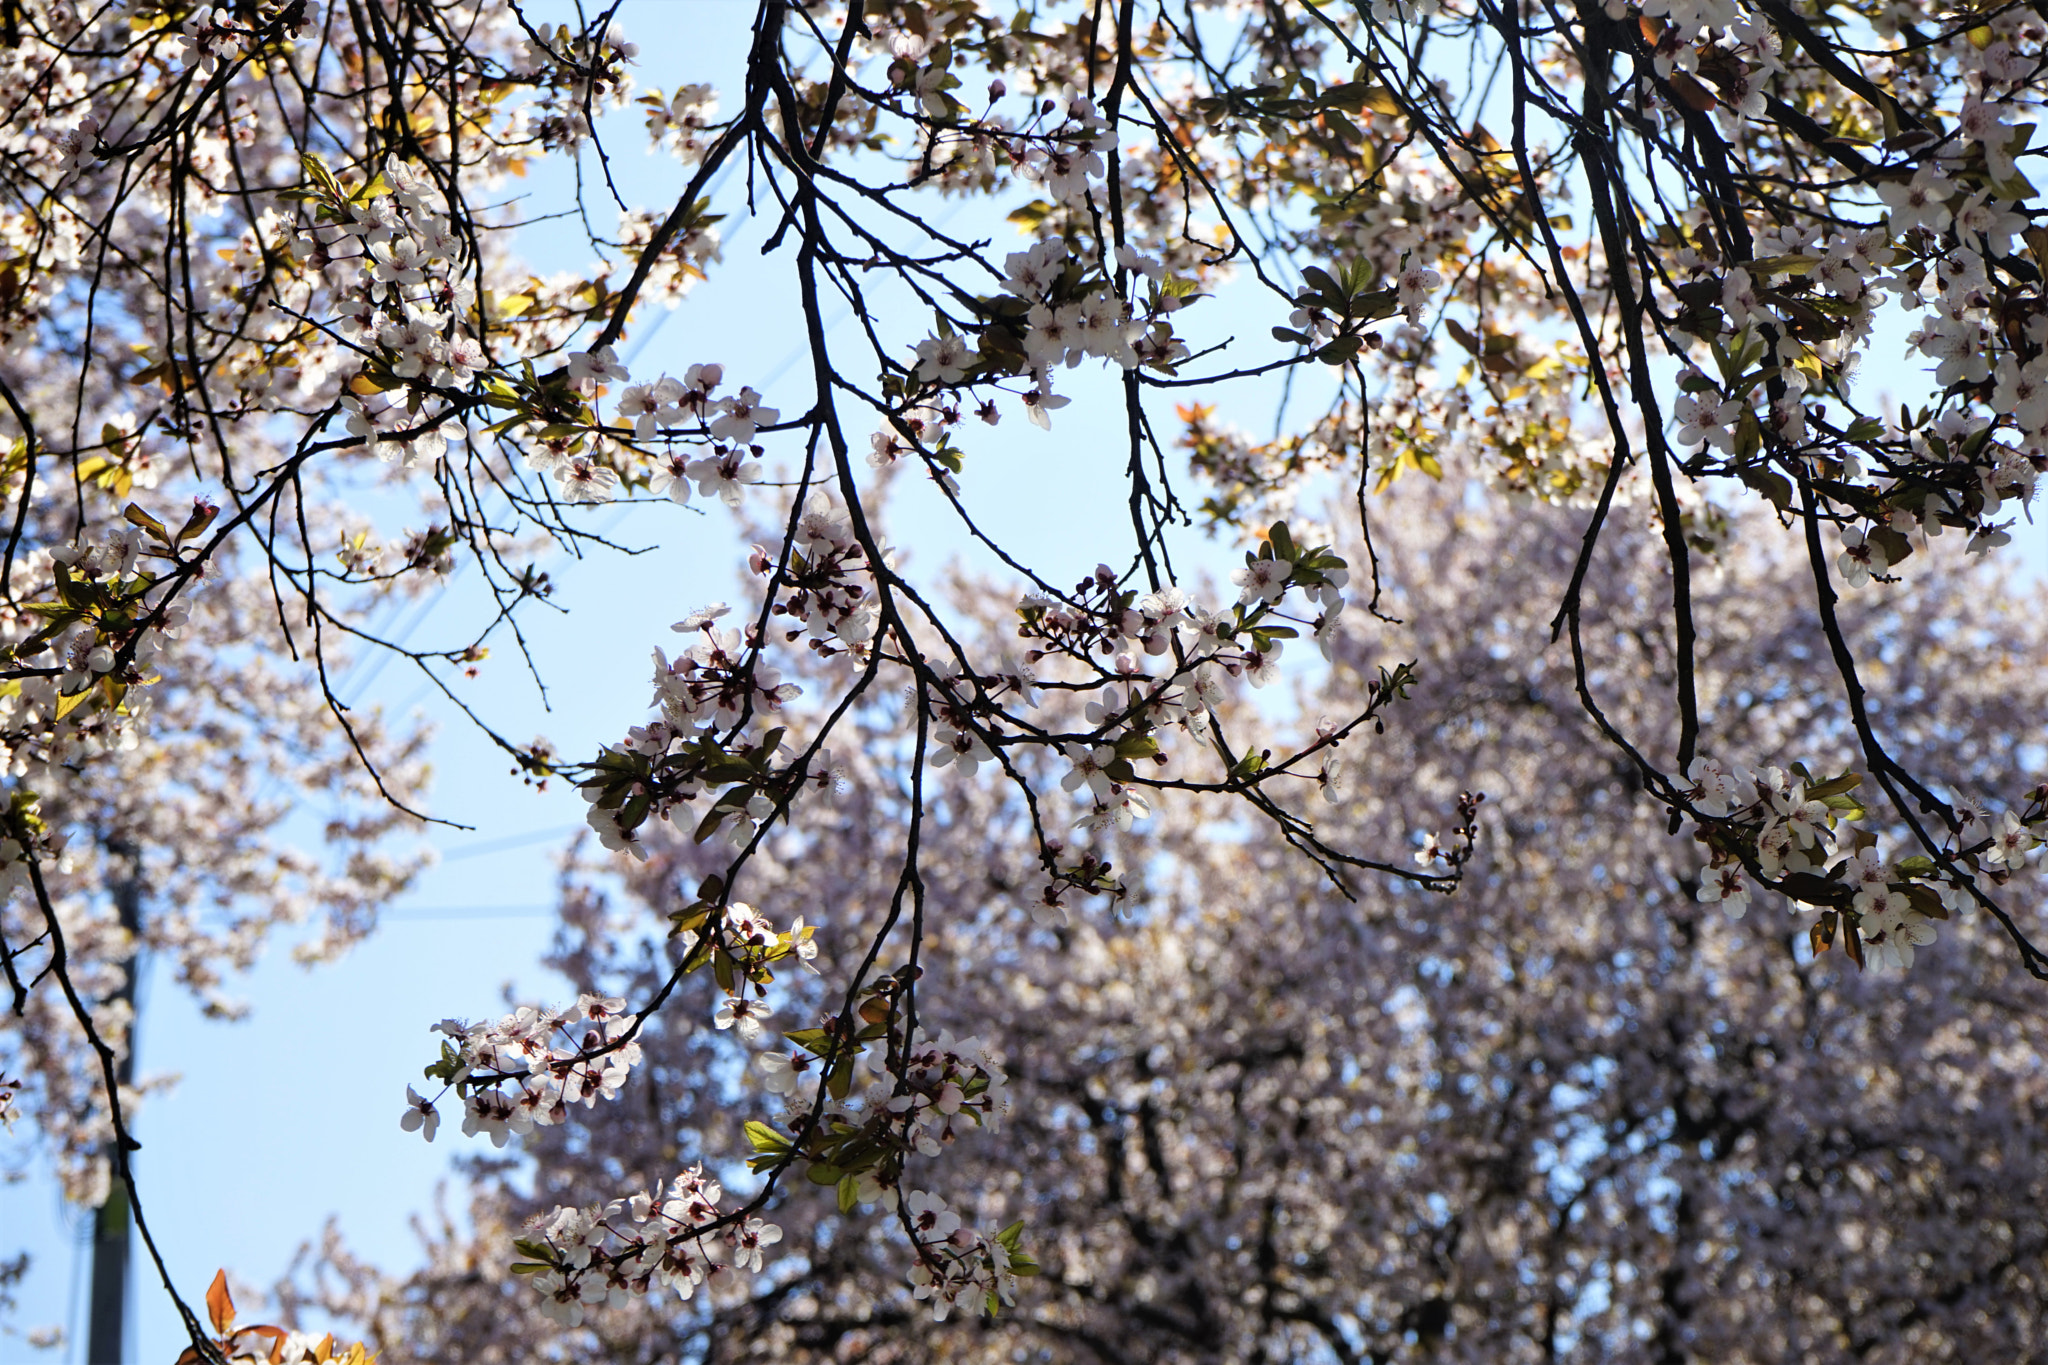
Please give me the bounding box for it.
[85,1181,130,1365]
[85,844,142,1365]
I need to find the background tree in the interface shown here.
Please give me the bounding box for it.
[296,484,2048,1363]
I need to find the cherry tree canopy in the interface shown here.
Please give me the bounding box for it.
[0,0,2041,1352]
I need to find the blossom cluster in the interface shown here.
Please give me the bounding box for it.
[297,158,484,467]
[1,517,206,779]
[1652,27,2046,569]
[516,18,641,151]
[887,1027,1010,1145]
[580,612,806,858]
[641,83,720,161]
[508,354,777,508]
[515,1168,782,1327]
[912,235,1194,428]
[760,1024,1010,1148]
[170,5,258,79]
[747,985,1007,1156]
[1689,759,2042,968]
[700,900,818,1041]
[929,524,1353,841]
[401,994,644,1148]
[656,611,800,728]
[903,1190,1034,1322]
[570,493,894,867]
[763,492,885,651]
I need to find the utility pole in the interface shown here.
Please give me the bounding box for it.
[86,842,142,1365]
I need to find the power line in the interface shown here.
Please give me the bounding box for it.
[385,904,556,921]
[435,824,581,861]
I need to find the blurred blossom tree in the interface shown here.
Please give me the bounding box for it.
[0,0,2041,1353]
[297,485,2048,1362]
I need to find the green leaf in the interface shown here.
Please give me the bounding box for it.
[1803,772,1862,800]
[744,1120,791,1154]
[175,500,220,544]
[1350,286,1400,321]
[1746,253,1821,277]
[1904,883,1950,920]
[618,792,650,831]
[123,504,168,541]
[784,1027,833,1055]
[1300,265,1343,304]
[1778,871,1850,906]
[1733,409,1763,461]
[1316,82,1402,116]
[1737,465,1793,514]
[1113,734,1160,760]
[299,152,341,198]
[1005,199,1055,228]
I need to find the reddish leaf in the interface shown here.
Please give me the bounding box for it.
[1669,72,1718,113]
[237,1323,288,1363]
[206,1268,235,1335]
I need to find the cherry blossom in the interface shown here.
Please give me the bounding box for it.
[11,0,2048,1352]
